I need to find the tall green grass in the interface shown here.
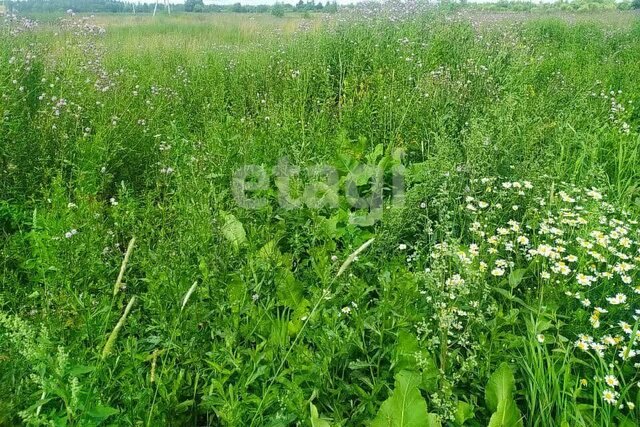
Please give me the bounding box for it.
[1,10,639,426]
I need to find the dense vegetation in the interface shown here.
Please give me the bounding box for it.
[1,5,640,426]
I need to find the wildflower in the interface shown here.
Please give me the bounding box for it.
[469,244,479,256]
[552,262,571,276]
[576,340,589,351]
[619,347,637,360]
[576,274,594,286]
[619,237,632,248]
[580,378,588,387]
[586,188,603,200]
[536,244,554,258]
[602,336,617,346]
[398,244,407,251]
[491,267,505,277]
[64,229,78,239]
[536,334,545,343]
[606,293,627,305]
[603,389,618,405]
[446,274,465,288]
[341,306,351,315]
[604,375,619,388]
[620,322,633,334]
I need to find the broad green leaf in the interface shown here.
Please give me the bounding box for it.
[288,298,310,335]
[508,269,527,288]
[220,212,247,249]
[276,269,303,309]
[310,402,331,427]
[485,363,515,412]
[454,401,474,425]
[426,413,441,427]
[487,399,522,427]
[257,240,281,263]
[393,332,439,392]
[228,276,247,314]
[394,330,419,370]
[371,370,429,427]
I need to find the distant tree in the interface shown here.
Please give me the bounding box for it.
[325,1,338,12]
[271,2,285,16]
[184,0,204,12]
[632,0,640,9]
[296,0,305,9]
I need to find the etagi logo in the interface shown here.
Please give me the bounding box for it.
[231,151,406,225]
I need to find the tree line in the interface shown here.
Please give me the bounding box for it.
[5,0,340,14]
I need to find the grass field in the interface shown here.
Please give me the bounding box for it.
[2,6,640,426]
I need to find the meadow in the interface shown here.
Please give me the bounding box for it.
[1,5,640,426]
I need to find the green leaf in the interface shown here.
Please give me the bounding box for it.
[485,363,522,427]
[68,365,96,376]
[228,276,247,314]
[508,269,526,288]
[257,240,281,263]
[86,405,119,421]
[310,402,332,427]
[454,401,474,425]
[371,370,429,427]
[276,269,303,309]
[485,363,515,412]
[487,399,522,427]
[175,399,194,412]
[427,413,441,427]
[220,212,247,250]
[394,331,419,370]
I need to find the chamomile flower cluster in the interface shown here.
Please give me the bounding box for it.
[459,177,639,408]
